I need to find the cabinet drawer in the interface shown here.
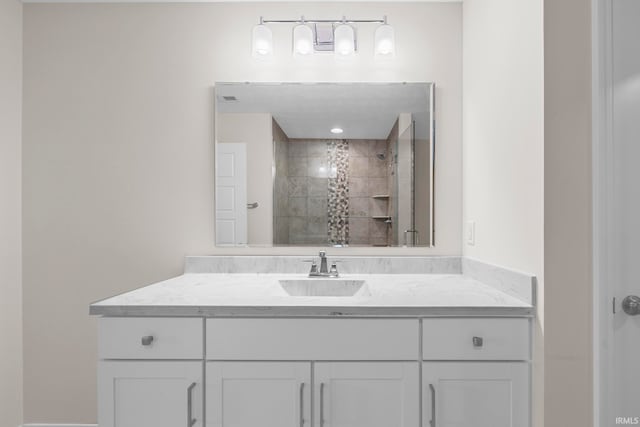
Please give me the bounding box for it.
[99,317,203,359]
[422,318,529,360]
[207,319,419,360]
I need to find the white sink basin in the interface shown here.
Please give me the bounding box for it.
[278,279,371,297]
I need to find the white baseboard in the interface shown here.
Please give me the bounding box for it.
[21,424,97,427]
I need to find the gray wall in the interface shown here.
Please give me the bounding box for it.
[544,0,593,425]
[22,2,462,422]
[0,0,23,426]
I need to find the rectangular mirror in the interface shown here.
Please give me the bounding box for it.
[215,82,435,247]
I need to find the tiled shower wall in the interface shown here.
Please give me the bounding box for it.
[347,139,391,246]
[286,139,330,245]
[328,140,349,245]
[278,138,391,246]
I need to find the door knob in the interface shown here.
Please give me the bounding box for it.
[141,335,155,346]
[622,295,640,315]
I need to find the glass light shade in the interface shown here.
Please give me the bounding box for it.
[374,24,395,57]
[293,24,314,56]
[334,24,355,56]
[252,24,273,58]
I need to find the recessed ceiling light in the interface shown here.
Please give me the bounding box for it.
[331,127,344,134]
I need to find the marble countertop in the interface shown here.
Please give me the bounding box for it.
[89,273,534,317]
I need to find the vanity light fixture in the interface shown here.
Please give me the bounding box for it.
[293,18,314,56]
[374,17,395,57]
[252,17,273,58]
[330,127,344,134]
[255,16,393,58]
[334,20,356,56]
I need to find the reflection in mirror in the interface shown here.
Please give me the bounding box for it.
[215,82,434,247]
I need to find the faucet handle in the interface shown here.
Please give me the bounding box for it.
[310,262,318,274]
[302,259,318,274]
[329,262,339,276]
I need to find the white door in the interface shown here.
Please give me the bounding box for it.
[215,143,247,246]
[98,361,203,427]
[314,362,419,427]
[610,0,640,421]
[422,362,529,427]
[206,362,311,427]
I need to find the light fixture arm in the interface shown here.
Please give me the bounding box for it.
[260,17,387,25]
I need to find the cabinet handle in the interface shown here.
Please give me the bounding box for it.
[320,382,326,427]
[472,336,484,347]
[187,382,197,427]
[141,335,154,346]
[429,383,436,427]
[299,382,305,427]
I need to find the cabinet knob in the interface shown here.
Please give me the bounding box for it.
[472,336,483,347]
[141,335,154,346]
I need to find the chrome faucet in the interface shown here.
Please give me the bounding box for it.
[319,251,328,274]
[307,251,339,278]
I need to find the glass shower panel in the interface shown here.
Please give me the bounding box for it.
[396,121,416,246]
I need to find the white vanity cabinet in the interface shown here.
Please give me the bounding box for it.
[422,318,531,427]
[206,362,311,427]
[205,361,418,427]
[204,319,420,427]
[205,318,419,360]
[314,362,419,427]
[97,316,531,427]
[97,318,204,427]
[422,362,529,427]
[99,361,203,427]
[205,361,419,427]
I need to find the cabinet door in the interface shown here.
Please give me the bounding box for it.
[314,362,419,427]
[98,361,203,427]
[206,362,311,427]
[423,362,529,427]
